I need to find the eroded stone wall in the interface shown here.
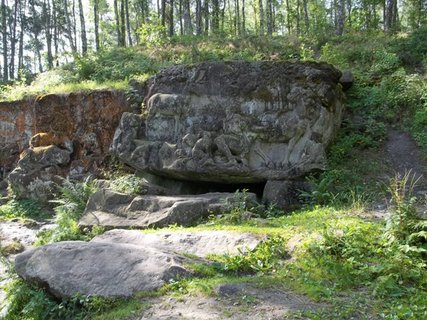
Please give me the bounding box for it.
[0,90,130,177]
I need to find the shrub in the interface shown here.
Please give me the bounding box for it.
[219,236,287,274]
[0,199,51,220]
[4,278,122,320]
[74,47,157,82]
[37,178,101,245]
[109,174,146,195]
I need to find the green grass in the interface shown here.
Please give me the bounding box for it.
[0,79,128,102]
[0,199,52,221]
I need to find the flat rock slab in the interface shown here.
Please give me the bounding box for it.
[92,229,264,257]
[15,241,190,299]
[80,189,256,229]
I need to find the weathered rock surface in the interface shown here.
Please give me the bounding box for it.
[14,228,266,299]
[112,61,345,184]
[262,180,311,210]
[92,229,263,257]
[8,145,72,201]
[80,189,256,228]
[15,241,190,298]
[0,90,130,177]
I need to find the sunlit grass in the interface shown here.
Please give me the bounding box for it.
[0,80,129,102]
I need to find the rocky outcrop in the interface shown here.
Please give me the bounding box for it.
[8,145,73,201]
[112,61,345,184]
[79,188,257,229]
[0,90,130,178]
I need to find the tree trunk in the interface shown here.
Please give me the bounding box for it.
[72,0,77,52]
[31,0,43,73]
[78,0,87,54]
[179,0,183,35]
[9,0,18,78]
[286,0,291,33]
[53,0,59,65]
[296,0,300,35]
[63,0,77,52]
[120,0,126,45]
[1,0,7,81]
[384,0,397,32]
[183,0,192,35]
[242,0,245,34]
[336,0,345,35]
[347,0,352,28]
[114,0,121,45]
[18,0,25,73]
[44,0,53,69]
[94,0,100,51]
[169,0,174,36]
[259,0,264,35]
[236,0,240,35]
[266,0,272,35]
[196,0,202,35]
[161,0,166,27]
[125,0,132,46]
[203,0,209,35]
[212,0,220,34]
[303,0,309,32]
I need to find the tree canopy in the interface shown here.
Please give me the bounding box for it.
[0,0,426,81]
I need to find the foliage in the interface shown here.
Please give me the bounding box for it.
[4,278,131,320]
[37,178,102,245]
[218,236,287,274]
[137,19,167,47]
[0,199,51,221]
[74,47,156,82]
[289,176,427,318]
[109,174,146,195]
[384,172,427,253]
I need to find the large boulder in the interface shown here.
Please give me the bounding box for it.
[8,145,72,201]
[15,241,190,298]
[112,61,345,184]
[91,229,263,257]
[14,229,266,299]
[79,188,256,229]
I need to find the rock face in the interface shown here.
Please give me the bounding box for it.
[15,241,190,298]
[92,229,263,257]
[8,145,73,201]
[80,188,256,229]
[112,61,344,184]
[0,90,130,178]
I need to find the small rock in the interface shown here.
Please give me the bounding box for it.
[214,283,246,296]
[339,70,354,90]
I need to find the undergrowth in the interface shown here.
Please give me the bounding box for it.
[3,278,144,320]
[36,178,103,245]
[0,199,51,221]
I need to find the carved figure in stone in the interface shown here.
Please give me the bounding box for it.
[191,132,215,166]
[111,61,345,183]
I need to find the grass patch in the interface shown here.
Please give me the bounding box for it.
[0,80,128,102]
[0,199,52,221]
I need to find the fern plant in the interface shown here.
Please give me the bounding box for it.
[384,171,427,255]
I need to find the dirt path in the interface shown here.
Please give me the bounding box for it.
[385,129,427,193]
[137,284,324,320]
